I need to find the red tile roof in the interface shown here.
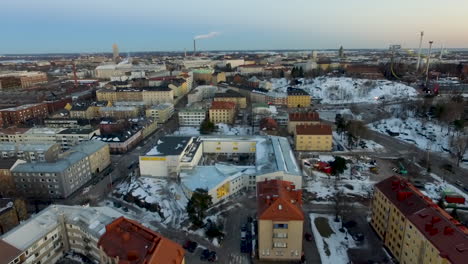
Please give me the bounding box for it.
[376,176,468,264]
[296,124,332,135]
[257,179,304,221]
[289,112,320,122]
[98,217,185,264]
[210,101,236,110]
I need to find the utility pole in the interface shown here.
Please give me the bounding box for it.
[416,31,424,71]
[425,41,434,87]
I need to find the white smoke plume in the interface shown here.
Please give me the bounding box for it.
[194,32,220,40]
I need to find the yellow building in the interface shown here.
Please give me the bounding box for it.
[287,88,311,108]
[371,176,468,264]
[209,101,236,125]
[257,179,304,261]
[98,106,139,119]
[214,90,247,109]
[288,112,321,134]
[146,103,175,123]
[295,124,332,151]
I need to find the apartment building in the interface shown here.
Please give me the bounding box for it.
[209,101,236,125]
[295,124,332,151]
[67,140,111,175]
[287,88,311,108]
[55,128,100,150]
[146,103,175,123]
[371,176,468,264]
[0,71,48,89]
[0,103,49,127]
[44,119,80,128]
[96,87,174,105]
[11,141,110,199]
[0,159,24,197]
[98,217,185,264]
[98,106,139,119]
[257,179,304,261]
[178,108,207,127]
[214,89,247,108]
[0,143,60,162]
[0,205,123,264]
[287,112,321,134]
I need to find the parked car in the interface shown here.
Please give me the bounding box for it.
[200,249,210,261]
[304,232,313,241]
[183,240,198,253]
[240,241,249,253]
[343,220,357,229]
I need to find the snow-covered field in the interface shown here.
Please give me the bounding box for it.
[369,117,451,152]
[310,213,357,264]
[173,124,252,136]
[271,77,417,104]
[304,155,376,200]
[113,177,188,228]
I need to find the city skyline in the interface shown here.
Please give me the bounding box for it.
[1,0,468,54]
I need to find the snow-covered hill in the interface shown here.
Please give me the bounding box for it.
[271,77,418,104]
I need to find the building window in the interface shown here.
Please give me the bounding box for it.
[273,223,288,229]
[273,242,287,248]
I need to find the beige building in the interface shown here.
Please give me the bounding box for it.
[371,176,468,264]
[178,108,207,127]
[295,124,332,151]
[146,103,175,123]
[288,112,321,134]
[96,87,174,105]
[68,140,111,175]
[214,90,247,109]
[257,179,303,261]
[209,101,236,125]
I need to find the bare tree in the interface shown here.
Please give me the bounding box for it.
[450,134,468,167]
[333,189,346,222]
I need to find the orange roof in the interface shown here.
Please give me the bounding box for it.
[98,217,185,264]
[289,112,320,122]
[257,179,304,221]
[296,124,332,135]
[210,101,236,110]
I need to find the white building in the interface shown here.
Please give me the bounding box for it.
[178,108,207,127]
[0,205,122,264]
[139,135,302,204]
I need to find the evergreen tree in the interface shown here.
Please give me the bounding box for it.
[186,189,213,227]
[200,119,215,134]
[331,156,347,175]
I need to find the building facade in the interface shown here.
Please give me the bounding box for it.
[0,71,47,89]
[209,101,236,125]
[0,103,49,127]
[146,103,175,123]
[178,108,207,127]
[287,112,321,134]
[287,88,311,108]
[0,143,60,162]
[257,179,304,261]
[371,176,468,264]
[295,124,332,151]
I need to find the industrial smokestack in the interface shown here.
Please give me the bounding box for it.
[425,41,434,86]
[416,31,424,71]
[193,39,196,55]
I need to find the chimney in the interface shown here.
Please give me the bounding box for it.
[193,39,196,55]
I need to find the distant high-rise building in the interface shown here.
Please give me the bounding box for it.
[311,50,318,61]
[112,43,119,62]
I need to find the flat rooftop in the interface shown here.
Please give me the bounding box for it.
[146,136,192,156]
[181,164,255,191]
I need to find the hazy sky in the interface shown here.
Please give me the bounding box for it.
[1,0,467,53]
